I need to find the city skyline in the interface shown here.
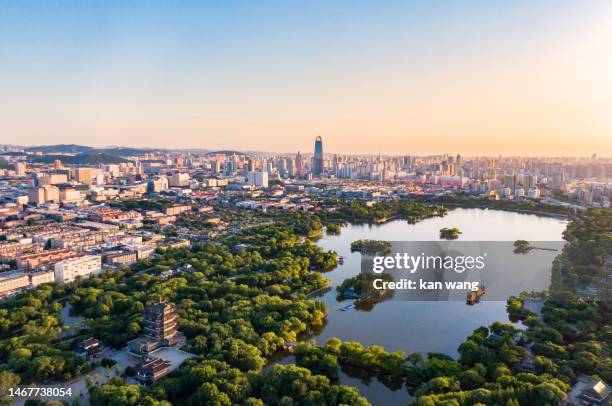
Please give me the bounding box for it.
[0,3,610,405]
[2,1,612,156]
[2,141,610,160]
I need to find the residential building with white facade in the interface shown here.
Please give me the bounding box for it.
[54,255,102,283]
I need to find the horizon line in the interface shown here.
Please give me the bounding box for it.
[1,143,609,160]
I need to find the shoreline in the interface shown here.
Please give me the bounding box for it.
[434,201,573,219]
[265,206,569,402]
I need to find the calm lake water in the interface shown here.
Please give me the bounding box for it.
[273,208,568,406]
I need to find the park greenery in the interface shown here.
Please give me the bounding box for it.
[439,227,462,240]
[172,212,217,232]
[325,223,341,235]
[315,199,447,225]
[89,362,370,406]
[428,194,577,216]
[0,202,609,405]
[336,273,394,300]
[109,199,176,213]
[350,240,392,255]
[79,223,370,405]
[70,226,332,353]
[0,282,89,388]
[558,208,612,291]
[259,200,447,238]
[290,291,610,406]
[295,338,407,381]
[297,208,611,405]
[0,222,367,404]
[291,213,326,239]
[514,240,531,254]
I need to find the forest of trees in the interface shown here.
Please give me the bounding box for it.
[559,208,612,290]
[0,223,369,405]
[316,200,447,225]
[439,227,462,240]
[109,199,176,212]
[289,293,610,406]
[0,282,89,387]
[0,203,609,405]
[428,194,576,216]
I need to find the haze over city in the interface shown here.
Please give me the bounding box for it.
[2,1,612,156]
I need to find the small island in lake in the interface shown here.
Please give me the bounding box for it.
[337,273,394,302]
[513,239,531,253]
[439,227,461,240]
[350,239,391,254]
[513,239,558,254]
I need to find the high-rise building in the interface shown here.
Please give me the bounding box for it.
[226,158,238,175]
[504,175,515,191]
[36,173,68,186]
[286,158,295,177]
[28,185,60,205]
[59,188,82,203]
[527,188,541,198]
[313,135,324,176]
[456,154,462,176]
[208,160,220,173]
[28,187,46,206]
[276,158,287,176]
[295,151,303,176]
[514,187,525,199]
[247,171,268,187]
[75,167,97,184]
[147,176,169,193]
[14,162,27,176]
[403,156,413,172]
[169,172,190,187]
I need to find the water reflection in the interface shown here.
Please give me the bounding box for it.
[269,208,567,406]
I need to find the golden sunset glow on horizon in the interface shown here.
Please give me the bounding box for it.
[1,1,612,156]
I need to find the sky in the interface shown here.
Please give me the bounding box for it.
[1,1,611,157]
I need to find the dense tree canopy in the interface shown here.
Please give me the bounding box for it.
[0,204,608,406]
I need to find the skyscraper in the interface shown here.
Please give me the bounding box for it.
[313,135,323,176]
[14,162,27,176]
[286,158,295,177]
[295,151,303,176]
[247,171,268,188]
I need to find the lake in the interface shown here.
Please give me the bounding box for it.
[273,208,568,406]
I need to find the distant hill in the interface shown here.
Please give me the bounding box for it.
[98,147,155,156]
[25,144,152,157]
[28,153,128,165]
[203,150,246,156]
[25,144,94,154]
[0,151,27,157]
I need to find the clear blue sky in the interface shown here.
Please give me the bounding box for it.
[1,1,611,156]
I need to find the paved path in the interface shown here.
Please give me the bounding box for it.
[11,364,121,406]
